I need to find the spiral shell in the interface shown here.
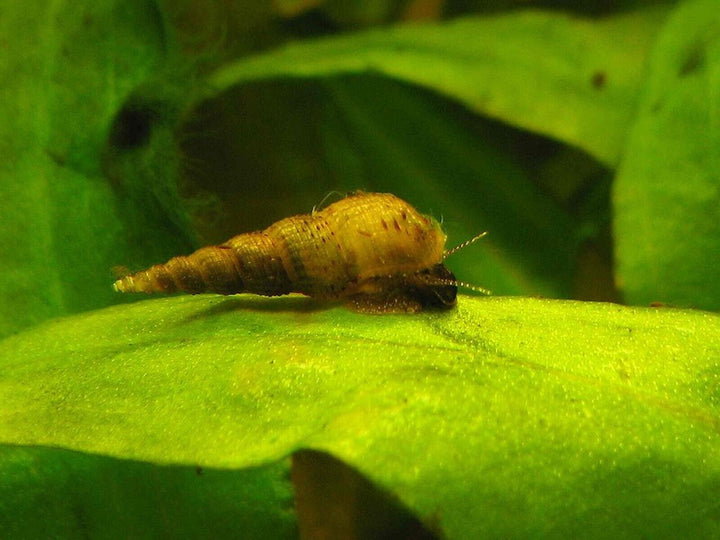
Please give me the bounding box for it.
[113,192,457,312]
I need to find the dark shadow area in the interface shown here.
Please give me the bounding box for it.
[292,449,441,540]
[177,290,461,325]
[179,295,331,324]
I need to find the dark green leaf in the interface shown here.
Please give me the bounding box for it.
[614,0,720,310]
[0,446,296,539]
[0,0,195,337]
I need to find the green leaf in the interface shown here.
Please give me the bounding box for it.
[0,0,196,337]
[613,0,720,310]
[209,6,670,166]
[1,295,718,537]
[0,446,296,539]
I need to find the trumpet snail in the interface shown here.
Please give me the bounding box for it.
[113,192,487,313]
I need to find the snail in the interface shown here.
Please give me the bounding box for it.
[113,192,487,313]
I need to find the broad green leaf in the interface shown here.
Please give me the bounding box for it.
[1,295,718,537]
[209,6,670,166]
[0,0,196,338]
[613,0,720,311]
[0,446,296,539]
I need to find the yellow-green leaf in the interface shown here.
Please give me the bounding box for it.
[1,295,718,537]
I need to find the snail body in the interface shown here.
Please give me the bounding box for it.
[113,192,459,312]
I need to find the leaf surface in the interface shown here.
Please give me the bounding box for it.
[0,446,296,539]
[0,0,195,337]
[209,6,670,166]
[614,0,720,310]
[1,295,718,537]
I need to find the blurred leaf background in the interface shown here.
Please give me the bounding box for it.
[2,0,718,339]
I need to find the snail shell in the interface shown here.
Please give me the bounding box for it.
[113,192,457,312]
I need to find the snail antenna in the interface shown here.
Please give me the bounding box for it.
[443,231,488,259]
[432,276,492,296]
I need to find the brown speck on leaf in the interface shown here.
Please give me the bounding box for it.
[679,44,705,77]
[591,71,606,89]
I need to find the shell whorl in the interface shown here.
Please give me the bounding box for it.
[112,232,292,296]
